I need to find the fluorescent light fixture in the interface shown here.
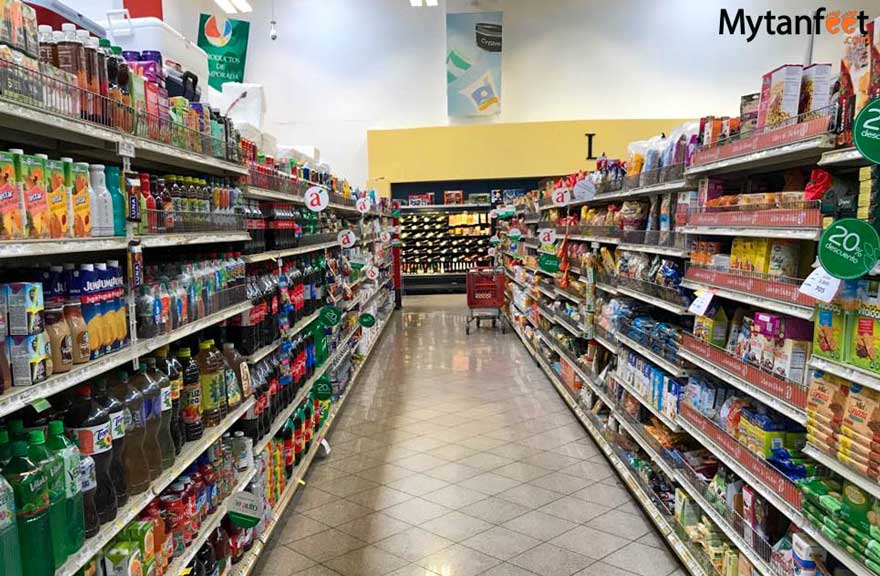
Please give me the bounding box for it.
[410,0,423,6]
[230,0,253,12]
[214,0,237,13]
[425,0,438,5]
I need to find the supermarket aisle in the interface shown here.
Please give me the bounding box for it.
[256,296,685,576]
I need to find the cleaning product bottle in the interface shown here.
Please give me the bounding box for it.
[46,420,85,557]
[0,472,22,576]
[104,166,125,236]
[27,430,66,569]
[3,440,54,576]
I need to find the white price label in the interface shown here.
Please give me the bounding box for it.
[537,228,557,245]
[799,266,842,303]
[552,187,571,207]
[117,139,136,158]
[488,247,496,257]
[337,230,357,248]
[508,228,523,241]
[356,197,372,214]
[305,186,330,212]
[688,291,715,316]
[228,491,264,520]
[366,266,379,280]
[380,230,392,243]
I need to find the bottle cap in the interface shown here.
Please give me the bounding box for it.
[200,341,212,350]
[48,421,64,436]
[0,429,8,443]
[11,441,28,457]
[178,348,191,358]
[28,430,45,444]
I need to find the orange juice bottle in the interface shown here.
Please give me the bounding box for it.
[46,159,70,238]
[0,150,24,240]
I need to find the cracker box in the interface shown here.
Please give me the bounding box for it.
[850,284,880,374]
[814,301,846,362]
[799,63,834,115]
[773,339,811,383]
[758,65,804,129]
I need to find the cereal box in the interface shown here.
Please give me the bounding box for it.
[814,301,846,362]
[740,93,761,136]
[45,159,69,238]
[21,154,48,238]
[752,312,783,371]
[0,150,22,239]
[70,162,91,237]
[757,65,803,129]
[799,63,834,115]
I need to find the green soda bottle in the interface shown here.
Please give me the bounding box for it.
[0,429,11,467]
[0,473,22,576]
[3,441,53,576]
[7,421,25,442]
[27,430,66,568]
[46,421,85,557]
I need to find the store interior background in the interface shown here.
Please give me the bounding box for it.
[69,0,848,191]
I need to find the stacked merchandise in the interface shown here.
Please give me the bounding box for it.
[400,209,493,275]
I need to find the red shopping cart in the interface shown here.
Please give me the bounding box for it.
[465,267,506,335]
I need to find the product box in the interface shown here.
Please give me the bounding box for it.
[850,285,880,374]
[45,159,69,238]
[757,65,804,129]
[814,301,846,362]
[751,238,773,274]
[20,154,48,239]
[101,541,143,576]
[70,162,91,237]
[6,332,47,386]
[751,312,783,371]
[443,190,464,205]
[768,240,799,278]
[799,63,834,115]
[125,520,155,565]
[0,150,22,240]
[773,339,811,383]
[4,282,43,336]
[739,93,761,136]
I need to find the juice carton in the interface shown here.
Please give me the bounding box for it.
[6,332,47,386]
[799,63,834,115]
[757,65,804,129]
[4,282,43,335]
[45,159,70,238]
[70,162,91,237]
[20,154,48,238]
[0,150,23,239]
[125,520,155,565]
[101,541,142,576]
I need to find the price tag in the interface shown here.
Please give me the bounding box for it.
[537,228,557,245]
[508,228,523,241]
[117,139,136,158]
[687,291,714,316]
[380,230,392,243]
[356,196,372,214]
[337,230,357,248]
[552,187,571,207]
[799,266,842,303]
[488,247,496,257]
[366,266,379,281]
[305,186,330,212]
[572,178,597,202]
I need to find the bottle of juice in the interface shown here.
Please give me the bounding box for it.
[131,363,162,479]
[155,346,184,455]
[145,357,175,470]
[196,341,223,428]
[92,378,128,507]
[222,342,246,407]
[3,440,53,576]
[0,473,22,576]
[104,166,125,236]
[89,164,112,237]
[179,347,204,441]
[27,430,66,569]
[207,340,230,418]
[64,385,116,528]
[110,371,150,495]
[45,421,84,557]
[140,173,156,234]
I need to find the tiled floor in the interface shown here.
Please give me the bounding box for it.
[254,295,685,576]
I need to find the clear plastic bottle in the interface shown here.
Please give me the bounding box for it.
[0,472,22,576]
[131,363,162,480]
[145,357,176,470]
[89,164,113,237]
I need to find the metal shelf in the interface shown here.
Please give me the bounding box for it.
[616,332,691,378]
[680,278,814,320]
[137,301,253,356]
[616,286,692,315]
[808,356,880,393]
[818,147,868,168]
[569,234,620,244]
[617,243,689,259]
[400,204,491,211]
[679,225,821,240]
[685,133,835,177]
[138,231,250,248]
[615,412,678,479]
[240,241,340,263]
[0,236,128,259]
[594,332,619,354]
[595,282,618,295]
[610,374,680,432]
[554,287,584,304]
[803,444,880,501]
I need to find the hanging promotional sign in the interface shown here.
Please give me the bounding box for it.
[320,305,342,327]
[551,187,571,206]
[359,313,377,327]
[366,266,380,281]
[337,230,357,249]
[572,178,597,203]
[197,14,251,90]
[538,254,560,273]
[228,491,264,529]
[508,228,522,241]
[356,196,372,214]
[446,11,502,116]
[854,97,880,165]
[537,228,557,245]
[818,218,880,280]
[305,186,329,212]
[489,235,501,246]
[380,230,392,243]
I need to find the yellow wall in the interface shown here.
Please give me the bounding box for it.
[367,118,691,192]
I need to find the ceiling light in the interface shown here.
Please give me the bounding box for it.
[410,0,423,6]
[230,0,252,12]
[425,0,438,5]
[213,0,237,13]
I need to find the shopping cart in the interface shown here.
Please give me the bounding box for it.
[465,266,506,335]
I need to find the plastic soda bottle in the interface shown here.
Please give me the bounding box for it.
[0,473,22,576]
[46,420,85,557]
[27,430,66,568]
[3,440,54,576]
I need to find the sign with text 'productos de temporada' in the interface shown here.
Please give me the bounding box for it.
[198,14,251,90]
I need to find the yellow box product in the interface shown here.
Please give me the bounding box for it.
[814,300,846,362]
[860,180,877,194]
[730,238,746,270]
[850,283,880,374]
[751,238,773,274]
[860,166,879,181]
[45,159,69,238]
[70,162,91,237]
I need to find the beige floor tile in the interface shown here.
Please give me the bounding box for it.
[386,564,441,576]
[528,472,594,495]
[375,526,455,562]
[356,464,417,484]
[337,511,413,543]
[420,510,493,542]
[253,544,316,576]
[426,444,479,462]
[462,526,541,560]
[510,543,594,576]
[502,510,577,542]
[418,544,502,576]
[395,453,451,473]
[277,514,332,545]
[290,565,343,576]
[324,545,409,576]
[497,484,563,509]
[586,509,653,540]
[538,496,611,524]
[386,473,450,496]
[346,486,415,511]
[458,472,522,496]
[289,529,366,563]
[321,475,380,498]
[493,462,554,482]
[459,496,531,524]
[481,563,542,576]
[571,482,633,507]
[550,525,631,559]
[422,484,487,509]
[294,488,340,512]
[302,499,373,527]
[602,541,681,576]
[383,497,452,525]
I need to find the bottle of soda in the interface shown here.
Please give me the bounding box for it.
[145,357,176,469]
[46,421,85,557]
[132,363,163,479]
[156,346,184,454]
[3,440,54,576]
[0,473,22,576]
[179,347,204,441]
[196,341,223,428]
[292,409,303,467]
[27,430,66,569]
[0,429,11,467]
[110,371,151,495]
[77,441,99,538]
[93,378,128,507]
[64,385,117,527]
